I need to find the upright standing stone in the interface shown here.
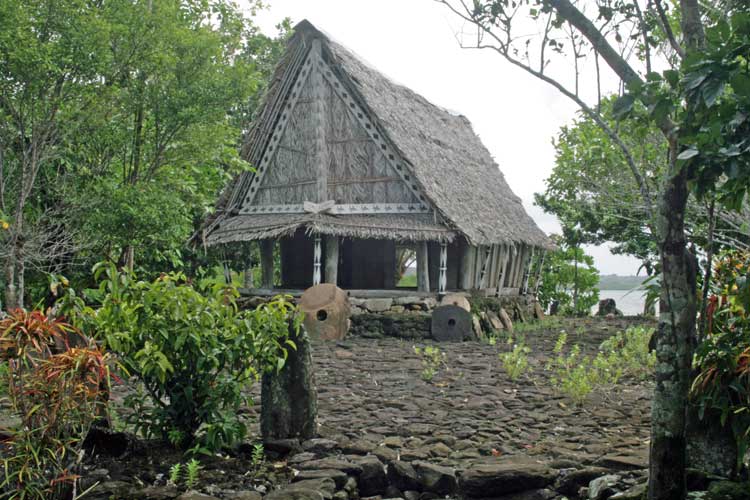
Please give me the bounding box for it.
[261,323,318,441]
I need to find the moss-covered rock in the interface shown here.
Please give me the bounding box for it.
[350,312,431,339]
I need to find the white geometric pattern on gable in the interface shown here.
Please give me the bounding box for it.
[313,53,430,209]
[239,42,431,215]
[239,46,317,211]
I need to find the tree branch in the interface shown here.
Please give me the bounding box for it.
[654,0,685,58]
[547,0,643,86]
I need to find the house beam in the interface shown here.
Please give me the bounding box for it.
[478,246,492,289]
[496,244,510,296]
[311,39,328,203]
[521,247,536,295]
[533,250,546,297]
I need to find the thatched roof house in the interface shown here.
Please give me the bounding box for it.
[199,20,551,296]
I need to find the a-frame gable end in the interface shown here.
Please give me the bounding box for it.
[239,40,431,216]
[315,55,431,211]
[239,46,318,212]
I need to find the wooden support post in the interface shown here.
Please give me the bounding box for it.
[417,241,430,292]
[243,243,254,289]
[533,250,546,297]
[521,247,536,295]
[514,245,528,288]
[438,242,448,295]
[478,246,492,289]
[324,235,339,285]
[313,235,322,286]
[505,244,517,289]
[488,245,498,290]
[459,242,475,290]
[260,240,275,288]
[496,244,510,296]
[244,262,254,289]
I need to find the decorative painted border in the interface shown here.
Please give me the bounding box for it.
[240,48,318,212]
[241,203,430,215]
[314,55,430,211]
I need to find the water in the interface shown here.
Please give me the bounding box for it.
[595,289,650,316]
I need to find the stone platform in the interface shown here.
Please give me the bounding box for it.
[244,317,656,499]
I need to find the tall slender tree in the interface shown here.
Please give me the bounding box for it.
[436,1,749,498]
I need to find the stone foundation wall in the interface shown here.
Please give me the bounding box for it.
[240,291,540,341]
[349,294,538,340]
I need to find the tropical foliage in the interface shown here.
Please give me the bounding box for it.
[693,251,750,463]
[62,262,300,452]
[0,309,110,499]
[536,236,600,317]
[0,0,289,308]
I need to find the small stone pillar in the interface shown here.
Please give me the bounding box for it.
[261,322,318,441]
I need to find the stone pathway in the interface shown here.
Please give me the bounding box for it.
[299,318,652,471]
[87,318,663,499]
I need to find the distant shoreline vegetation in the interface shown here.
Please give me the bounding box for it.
[597,275,648,290]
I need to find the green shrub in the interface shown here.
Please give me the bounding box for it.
[513,317,564,335]
[547,327,656,404]
[414,345,446,382]
[498,339,532,381]
[547,332,594,404]
[70,262,299,451]
[598,326,655,381]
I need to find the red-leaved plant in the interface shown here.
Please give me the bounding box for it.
[0,309,111,499]
[692,250,750,469]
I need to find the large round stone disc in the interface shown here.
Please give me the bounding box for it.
[431,305,471,342]
[299,284,350,341]
[299,283,340,311]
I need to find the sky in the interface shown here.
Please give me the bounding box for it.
[248,0,644,276]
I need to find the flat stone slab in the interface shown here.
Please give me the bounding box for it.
[460,462,556,497]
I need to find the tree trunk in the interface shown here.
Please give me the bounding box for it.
[648,3,703,498]
[648,151,697,500]
[16,256,24,310]
[573,244,579,314]
[260,323,317,441]
[4,247,16,311]
[4,212,24,310]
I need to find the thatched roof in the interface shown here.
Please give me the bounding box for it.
[208,213,454,245]
[200,20,552,249]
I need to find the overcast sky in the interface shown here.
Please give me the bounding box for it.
[248,0,644,276]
